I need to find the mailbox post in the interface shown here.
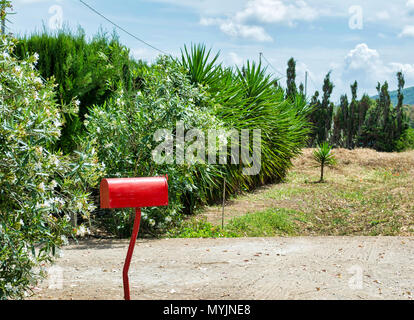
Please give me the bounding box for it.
[100,176,168,300]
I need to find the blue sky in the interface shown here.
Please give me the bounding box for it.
[7,0,414,102]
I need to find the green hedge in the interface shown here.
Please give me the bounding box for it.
[14,28,141,153]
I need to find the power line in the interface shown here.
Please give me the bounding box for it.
[307,72,319,93]
[78,0,168,55]
[260,52,286,79]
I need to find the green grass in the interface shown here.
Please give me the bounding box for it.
[168,208,307,238]
[167,149,414,238]
[225,208,306,237]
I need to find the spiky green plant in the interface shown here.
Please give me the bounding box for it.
[313,142,336,182]
[180,43,222,90]
[180,44,312,201]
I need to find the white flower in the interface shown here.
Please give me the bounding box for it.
[50,180,58,189]
[33,52,39,61]
[76,225,87,237]
[96,127,101,134]
[2,52,10,59]
[74,99,80,107]
[50,155,60,167]
[64,215,71,222]
[38,182,45,193]
[53,119,62,128]
[165,216,172,223]
[18,219,24,227]
[76,225,90,237]
[34,77,42,85]
[148,219,156,227]
[75,202,83,211]
[61,235,69,245]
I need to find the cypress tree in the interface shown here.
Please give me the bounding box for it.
[286,57,297,101]
[396,71,405,138]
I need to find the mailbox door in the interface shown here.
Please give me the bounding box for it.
[100,177,168,209]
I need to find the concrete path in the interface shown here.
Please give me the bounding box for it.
[29,237,414,300]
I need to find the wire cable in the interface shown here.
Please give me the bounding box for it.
[260,52,286,78]
[78,0,168,55]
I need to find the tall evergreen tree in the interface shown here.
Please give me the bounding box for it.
[308,90,320,146]
[321,72,334,143]
[396,71,405,137]
[347,81,359,148]
[286,57,297,100]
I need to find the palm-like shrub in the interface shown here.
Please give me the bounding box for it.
[313,143,336,182]
[181,45,312,198]
[180,43,221,90]
[0,34,103,299]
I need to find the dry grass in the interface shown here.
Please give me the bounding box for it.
[200,149,414,236]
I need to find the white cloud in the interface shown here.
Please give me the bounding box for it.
[200,17,273,42]
[407,0,414,8]
[228,52,244,66]
[399,25,414,38]
[130,48,158,62]
[221,22,273,42]
[199,0,321,42]
[375,11,390,20]
[235,0,319,26]
[340,43,414,95]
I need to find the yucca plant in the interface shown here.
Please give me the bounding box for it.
[179,43,312,201]
[313,142,336,182]
[180,43,222,90]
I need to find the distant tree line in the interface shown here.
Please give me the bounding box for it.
[284,58,413,152]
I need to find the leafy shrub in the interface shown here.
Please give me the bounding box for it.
[14,28,141,153]
[395,128,414,151]
[84,56,223,236]
[0,34,103,299]
[86,45,312,237]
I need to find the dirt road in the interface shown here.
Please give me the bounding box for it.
[29,237,413,300]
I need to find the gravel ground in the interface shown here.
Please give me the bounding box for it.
[29,236,414,300]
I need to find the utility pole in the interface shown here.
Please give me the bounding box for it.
[305,71,308,97]
[259,52,262,65]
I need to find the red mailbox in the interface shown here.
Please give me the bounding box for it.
[100,177,168,209]
[100,176,168,300]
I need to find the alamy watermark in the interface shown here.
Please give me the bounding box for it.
[152,122,262,176]
[347,265,364,290]
[349,5,363,30]
[48,4,63,30]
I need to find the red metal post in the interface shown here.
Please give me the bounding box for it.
[123,207,141,300]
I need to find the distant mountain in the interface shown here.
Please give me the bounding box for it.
[372,86,414,106]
